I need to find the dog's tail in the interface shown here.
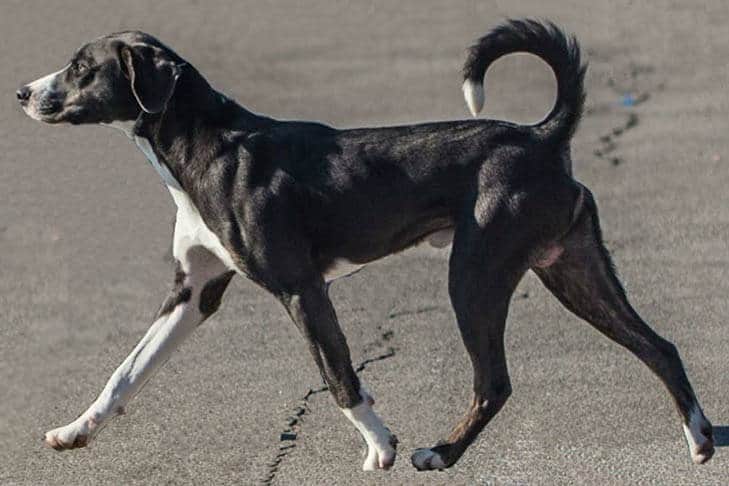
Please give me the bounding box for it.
[462,19,587,145]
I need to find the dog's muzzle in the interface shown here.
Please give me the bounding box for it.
[16,85,31,107]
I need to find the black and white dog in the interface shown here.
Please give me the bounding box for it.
[17,19,714,471]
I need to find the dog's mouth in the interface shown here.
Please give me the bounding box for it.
[21,94,61,120]
[23,105,62,124]
[33,102,63,123]
[24,98,87,125]
[35,102,63,116]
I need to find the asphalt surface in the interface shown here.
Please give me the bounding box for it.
[2,1,728,484]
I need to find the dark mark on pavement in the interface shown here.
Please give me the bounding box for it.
[593,112,640,166]
[261,354,393,485]
[355,348,396,373]
[592,62,664,167]
[387,305,444,319]
[261,384,328,485]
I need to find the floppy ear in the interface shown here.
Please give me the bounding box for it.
[120,44,181,114]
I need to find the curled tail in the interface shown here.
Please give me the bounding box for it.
[462,19,587,145]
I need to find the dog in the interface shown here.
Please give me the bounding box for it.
[17,19,714,471]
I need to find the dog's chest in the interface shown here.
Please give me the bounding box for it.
[133,136,239,271]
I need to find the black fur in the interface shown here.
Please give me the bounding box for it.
[156,262,191,318]
[199,271,235,316]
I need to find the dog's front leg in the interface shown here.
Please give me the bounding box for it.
[44,245,234,450]
[281,279,397,470]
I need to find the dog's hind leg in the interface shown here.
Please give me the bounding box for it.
[43,245,234,451]
[412,197,533,471]
[533,189,714,465]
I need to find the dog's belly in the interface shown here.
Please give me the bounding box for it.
[426,229,454,248]
[323,259,367,282]
[322,228,453,283]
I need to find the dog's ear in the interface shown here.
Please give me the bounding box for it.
[120,44,181,114]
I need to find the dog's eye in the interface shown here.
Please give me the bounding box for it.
[72,62,90,76]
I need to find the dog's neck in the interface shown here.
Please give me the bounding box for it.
[107,65,269,194]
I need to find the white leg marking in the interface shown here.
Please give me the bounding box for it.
[341,387,396,470]
[462,79,485,117]
[45,305,202,449]
[682,404,714,464]
[44,245,228,450]
[44,132,241,451]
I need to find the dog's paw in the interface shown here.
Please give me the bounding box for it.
[44,417,97,451]
[362,429,398,471]
[411,447,446,471]
[684,422,714,464]
[683,407,715,465]
[688,428,714,465]
[691,439,715,465]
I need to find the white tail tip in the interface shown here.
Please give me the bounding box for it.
[462,79,484,117]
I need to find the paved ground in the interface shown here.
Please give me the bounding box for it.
[2,1,728,484]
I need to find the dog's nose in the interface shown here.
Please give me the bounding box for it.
[16,86,31,104]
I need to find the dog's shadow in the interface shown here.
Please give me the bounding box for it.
[713,426,729,447]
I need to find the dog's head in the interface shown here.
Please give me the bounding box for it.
[17,31,184,125]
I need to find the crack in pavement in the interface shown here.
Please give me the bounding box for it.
[355,348,396,373]
[260,384,328,485]
[261,330,397,483]
[593,111,641,166]
[260,303,444,484]
[260,350,395,485]
[387,305,446,319]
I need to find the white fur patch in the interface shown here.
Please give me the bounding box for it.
[135,136,182,189]
[44,415,97,450]
[341,389,396,470]
[133,136,239,271]
[27,64,69,92]
[462,79,484,117]
[93,303,201,413]
[682,404,713,464]
[44,304,200,449]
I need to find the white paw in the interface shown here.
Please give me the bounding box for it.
[686,429,714,465]
[342,386,397,471]
[411,447,446,471]
[44,417,98,451]
[683,425,715,464]
[361,429,398,471]
[682,406,715,465]
[690,443,715,465]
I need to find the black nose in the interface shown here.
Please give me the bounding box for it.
[16,86,31,104]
